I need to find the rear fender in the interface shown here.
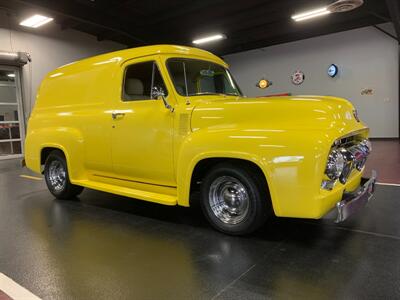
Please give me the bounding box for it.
[26,127,85,181]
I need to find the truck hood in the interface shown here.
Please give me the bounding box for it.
[191,95,368,137]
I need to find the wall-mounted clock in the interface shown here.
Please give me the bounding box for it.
[328,64,339,77]
[291,70,305,85]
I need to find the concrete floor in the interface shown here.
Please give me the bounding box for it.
[0,158,399,299]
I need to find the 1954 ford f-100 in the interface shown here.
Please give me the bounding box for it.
[24,45,376,235]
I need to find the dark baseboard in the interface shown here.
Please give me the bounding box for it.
[369,137,399,141]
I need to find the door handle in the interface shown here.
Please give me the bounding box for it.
[112,112,125,120]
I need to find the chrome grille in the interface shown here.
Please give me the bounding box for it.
[334,134,363,148]
[323,135,371,189]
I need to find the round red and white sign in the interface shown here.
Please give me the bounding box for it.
[291,70,305,85]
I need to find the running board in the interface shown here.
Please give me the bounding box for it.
[74,179,177,206]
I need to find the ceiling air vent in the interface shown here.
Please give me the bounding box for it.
[328,0,364,13]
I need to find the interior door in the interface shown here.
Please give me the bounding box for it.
[110,56,175,187]
[0,66,25,160]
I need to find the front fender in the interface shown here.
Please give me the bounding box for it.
[176,129,278,213]
[176,128,332,218]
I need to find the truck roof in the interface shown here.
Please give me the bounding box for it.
[49,44,227,76]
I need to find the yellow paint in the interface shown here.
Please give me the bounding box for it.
[24,45,369,219]
[20,175,43,181]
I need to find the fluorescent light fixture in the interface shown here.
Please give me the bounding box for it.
[7,74,15,78]
[291,7,331,22]
[193,34,226,45]
[20,14,54,28]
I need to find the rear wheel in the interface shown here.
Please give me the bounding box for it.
[200,162,271,235]
[44,150,84,200]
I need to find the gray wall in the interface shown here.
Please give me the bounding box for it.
[0,11,125,121]
[224,23,399,138]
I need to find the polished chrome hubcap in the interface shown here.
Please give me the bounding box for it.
[48,160,66,192]
[209,176,250,225]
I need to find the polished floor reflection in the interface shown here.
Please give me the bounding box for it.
[0,159,399,299]
[364,139,400,184]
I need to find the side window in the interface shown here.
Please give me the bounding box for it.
[123,61,168,101]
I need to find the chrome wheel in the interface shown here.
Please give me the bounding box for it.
[48,160,66,192]
[209,176,250,225]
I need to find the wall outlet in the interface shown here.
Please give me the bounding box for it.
[383,97,390,103]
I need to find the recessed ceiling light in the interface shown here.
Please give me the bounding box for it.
[7,74,15,78]
[193,34,226,45]
[291,7,331,22]
[20,14,54,28]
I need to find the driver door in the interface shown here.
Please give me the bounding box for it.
[110,56,175,187]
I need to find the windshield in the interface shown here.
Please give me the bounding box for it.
[167,58,242,97]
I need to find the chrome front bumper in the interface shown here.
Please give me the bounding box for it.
[335,170,377,223]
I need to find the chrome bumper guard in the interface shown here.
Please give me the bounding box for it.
[335,170,377,223]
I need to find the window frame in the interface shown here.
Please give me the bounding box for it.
[121,60,169,102]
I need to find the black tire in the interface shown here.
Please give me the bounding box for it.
[200,162,271,235]
[44,150,84,200]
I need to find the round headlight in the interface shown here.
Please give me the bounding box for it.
[325,149,346,180]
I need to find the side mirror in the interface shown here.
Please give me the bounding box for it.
[151,86,165,99]
[151,86,173,112]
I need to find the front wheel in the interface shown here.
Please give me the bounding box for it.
[200,162,271,235]
[44,150,84,200]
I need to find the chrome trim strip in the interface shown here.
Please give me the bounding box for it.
[92,174,177,189]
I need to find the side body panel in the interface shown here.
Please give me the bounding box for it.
[25,60,116,180]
